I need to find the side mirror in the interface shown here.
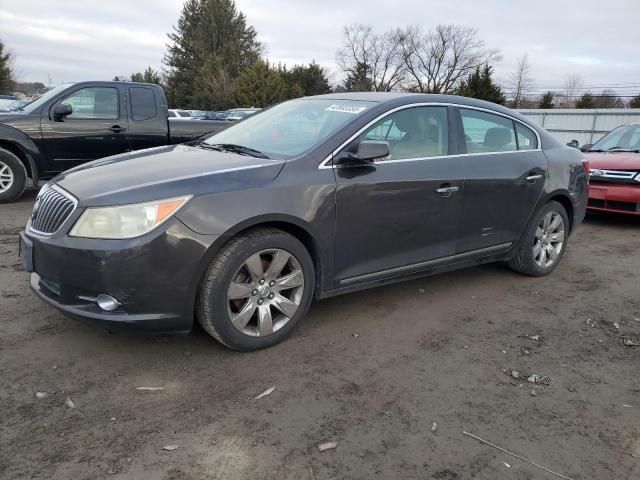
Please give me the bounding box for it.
[335,140,390,166]
[567,139,580,149]
[580,143,593,152]
[53,103,72,121]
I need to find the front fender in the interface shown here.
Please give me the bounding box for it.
[0,124,44,185]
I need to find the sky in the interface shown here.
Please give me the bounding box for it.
[1,0,639,97]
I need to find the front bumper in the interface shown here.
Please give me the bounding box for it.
[588,183,640,216]
[21,218,220,333]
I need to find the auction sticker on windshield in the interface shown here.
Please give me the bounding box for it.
[325,104,368,114]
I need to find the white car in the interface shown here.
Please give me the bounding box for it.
[168,109,193,120]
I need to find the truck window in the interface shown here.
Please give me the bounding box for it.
[130,87,157,121]
[60,87,118,120]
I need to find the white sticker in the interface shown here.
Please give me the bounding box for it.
[325,104,368,114]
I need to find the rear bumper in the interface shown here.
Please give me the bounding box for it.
[588,183,640,216]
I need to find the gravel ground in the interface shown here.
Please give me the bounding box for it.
[1,190,639,480]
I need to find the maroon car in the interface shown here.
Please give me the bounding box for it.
[585,123,640,216]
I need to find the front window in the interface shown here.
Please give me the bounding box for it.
[60,87,119,120]
[591,125,640,152]
[204,99,376,158]
[351,106,448,160]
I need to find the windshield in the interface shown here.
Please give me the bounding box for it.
[204,99,376,157]
[591,125,640,151]
[22,84,74,114]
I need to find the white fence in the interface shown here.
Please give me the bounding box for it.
[517,109,640,146]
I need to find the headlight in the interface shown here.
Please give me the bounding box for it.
[69,195,192,239]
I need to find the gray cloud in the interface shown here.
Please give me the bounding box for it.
[2,0,639,96]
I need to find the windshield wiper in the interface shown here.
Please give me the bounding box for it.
[587,149,604,152]
[607,147,640,153]
[206,143,270,159]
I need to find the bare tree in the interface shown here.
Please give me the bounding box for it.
[336,24,405,92]
[594,89,623,108]
[558,74,584,107]
[397,24,501,94]
[508,53,534,108]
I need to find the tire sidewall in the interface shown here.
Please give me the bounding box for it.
[0,149,27,203]
[522,201,569,276]
[203,232,315,350]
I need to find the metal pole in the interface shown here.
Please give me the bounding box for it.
[590,111,598,144]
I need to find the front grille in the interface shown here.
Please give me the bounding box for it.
[30,185,76,234]
[589,169,639,185]
[588,198,605,208]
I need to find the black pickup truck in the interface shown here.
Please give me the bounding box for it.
[0,81,228,202]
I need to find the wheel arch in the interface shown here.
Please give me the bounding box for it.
[0,124,43,186]
[221,214,328,296]
[545,191,575,232]
[184,214,331,328]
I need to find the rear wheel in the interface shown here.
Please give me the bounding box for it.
[508,201,569,276]
[197,228,315,351]
[0,148,27,203]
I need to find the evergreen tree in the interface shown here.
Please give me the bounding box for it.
[283,62,331,97]
[539,91,554,109]
[455,65,505,105]
[342,62,373,92]
[575,93,595,109]
[163,0,261,108]
[233,60,286,107]
[629,94,640,108]
[0,39,13,95]
[131,67,162,84]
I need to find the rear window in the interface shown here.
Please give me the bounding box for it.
[130,87,157,121]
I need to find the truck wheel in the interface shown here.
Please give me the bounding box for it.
[197,228,315,351]
[0,148,27,203]
[508,201,569,276]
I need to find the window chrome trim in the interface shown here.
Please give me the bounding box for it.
[318,102,542,169]
[28,183,79,237]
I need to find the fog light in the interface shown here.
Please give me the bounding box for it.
[96,294,120,312]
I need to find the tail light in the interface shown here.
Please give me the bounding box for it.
[582,158,590,182]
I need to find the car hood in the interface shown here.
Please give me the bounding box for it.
[54,144,285,207]
[585,152,640,170]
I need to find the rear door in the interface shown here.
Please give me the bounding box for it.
[41,84,128,171]
[126,85,169,151]
[456,107,547,253]
[333,105,466,286]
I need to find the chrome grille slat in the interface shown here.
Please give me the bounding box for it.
[29,185,77,235]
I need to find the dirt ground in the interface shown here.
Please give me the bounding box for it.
[1,189,639,480]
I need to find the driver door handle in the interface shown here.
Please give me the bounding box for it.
[435,185,460,198]
[110,125,127,133]
[526,174,543,183]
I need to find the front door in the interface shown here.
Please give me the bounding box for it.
[333,105,466,287]
[456,107,548,252]
[41,85,128,173]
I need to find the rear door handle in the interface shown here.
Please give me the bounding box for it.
[526,174,543,183]
[110,125,126,133]
[435,185,460,198]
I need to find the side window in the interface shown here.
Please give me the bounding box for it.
[357,106,448,161]
[130,87,157,121]
[461,109,516,153]
[515,123,538,150]
[168,110,176,118]
[60,87,118,120]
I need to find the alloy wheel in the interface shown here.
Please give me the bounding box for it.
[226,248,305,337]
[0,161,13,193]
[533,211,565,268]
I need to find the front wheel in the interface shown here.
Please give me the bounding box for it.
[197,228,315,351]
[508,201,569,276]
[0,148,27,203]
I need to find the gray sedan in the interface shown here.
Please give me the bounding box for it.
[20,93,588,350]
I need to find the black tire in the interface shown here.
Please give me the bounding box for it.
[0,148,27,204]
[508,201,570,277]
[197,228,315,351]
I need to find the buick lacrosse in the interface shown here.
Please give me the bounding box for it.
[20,93,588,350]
